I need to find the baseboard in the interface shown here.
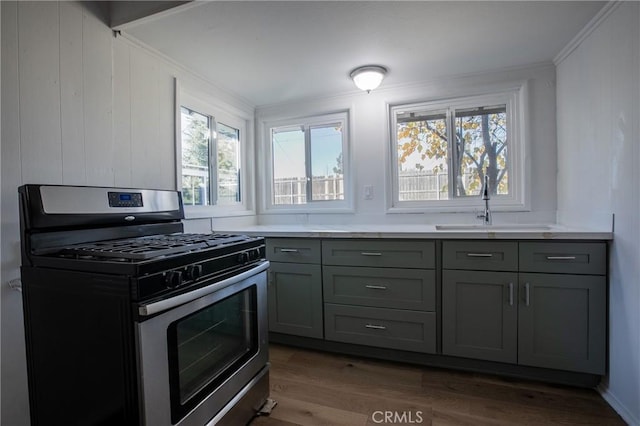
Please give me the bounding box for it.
[598,384,640,426]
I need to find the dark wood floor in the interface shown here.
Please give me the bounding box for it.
[251,343,625,426]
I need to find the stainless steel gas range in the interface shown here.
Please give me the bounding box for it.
[18,184,270,426]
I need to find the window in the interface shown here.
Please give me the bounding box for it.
[180,107,213,206]
[266,112,349,210]
[390,89,525,211]
[179,94,248,215]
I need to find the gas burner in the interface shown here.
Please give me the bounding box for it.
[56,233,253,261]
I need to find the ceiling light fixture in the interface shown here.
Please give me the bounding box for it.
[350,65,387,93]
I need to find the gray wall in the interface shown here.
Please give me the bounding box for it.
[556,2,640,424]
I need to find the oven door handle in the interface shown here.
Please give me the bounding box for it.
[138,261,270,317]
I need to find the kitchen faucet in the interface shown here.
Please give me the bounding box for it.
[477,174,492,225]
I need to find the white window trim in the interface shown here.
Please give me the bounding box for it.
[387,82,530,213]
[261,111,354,214]
[175,80,255,219]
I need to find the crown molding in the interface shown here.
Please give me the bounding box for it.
[554,1,622,65]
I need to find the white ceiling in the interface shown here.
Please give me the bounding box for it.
[123,1,605,107]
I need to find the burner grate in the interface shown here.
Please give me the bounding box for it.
[57,233,251,261]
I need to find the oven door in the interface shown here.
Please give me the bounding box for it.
[136,261,269,426]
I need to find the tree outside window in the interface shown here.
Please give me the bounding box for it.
[394,102,509,203]
[181,107,211,205]
[181,106,242,206]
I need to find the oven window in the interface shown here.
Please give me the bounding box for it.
[167,285,258,422]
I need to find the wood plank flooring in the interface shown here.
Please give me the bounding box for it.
[250,343,625,426]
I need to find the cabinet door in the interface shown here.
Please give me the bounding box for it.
[442,270,518,363]
[267,262,323,338]
[518,273,606,374]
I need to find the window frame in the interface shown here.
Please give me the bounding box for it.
[262,111,353,213]
[176,89,254,219]
[388,85,529,213]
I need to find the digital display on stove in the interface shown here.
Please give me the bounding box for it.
[108,191,143,208]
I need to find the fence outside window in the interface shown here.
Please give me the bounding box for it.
[271,171,464,205]
[183,170,477,206]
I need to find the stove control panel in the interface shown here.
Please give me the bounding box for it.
[108,191,143,208]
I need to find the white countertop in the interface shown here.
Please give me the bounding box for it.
[217,224,613,240]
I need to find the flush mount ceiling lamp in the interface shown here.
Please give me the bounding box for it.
[350,65,387,93]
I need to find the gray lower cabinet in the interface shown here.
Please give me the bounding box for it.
[518,273,606,374]
[266,239,323,338]
[442,240,607,375]
[323,240,437,354]
[266,237,608,379]
[267,261,324,339]
[442,270,518,363]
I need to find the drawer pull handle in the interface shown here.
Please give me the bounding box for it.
[365,324,387,330]
[466,253,493,258]
[546,256,576,260]
[279,248,299,253]
[361,252,382,256]
[508,282,514,306]
[365,285,387,290]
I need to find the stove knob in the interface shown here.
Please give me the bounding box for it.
[252,248,262,260]
[185,265,202,281]
[237,251,249,264]
[165,270,183,289]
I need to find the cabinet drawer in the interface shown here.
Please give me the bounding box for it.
[323,266,435,311]
[322,240,435,269]
[519,242,606,275]
[443,241,518,271]
[324,304,436,353]
[266,238,321,264]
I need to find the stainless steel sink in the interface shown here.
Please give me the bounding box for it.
[435,224,553,231]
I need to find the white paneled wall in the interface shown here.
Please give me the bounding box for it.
[60,1,87,184]
[1,3,255,425]
[1,2,30,425]
[83,5,114,186]
[18,2,63,184]
[556,2,640,424]
[113,38,133,187]
[128,48,176,189]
